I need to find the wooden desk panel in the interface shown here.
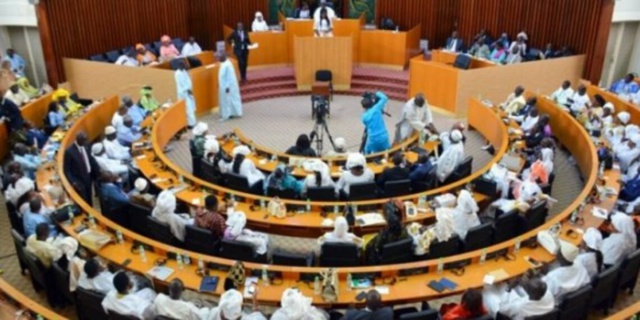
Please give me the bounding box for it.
[431,50,496,69]
[44,88,606,307]
[409,56,459,115]
[294,37,353,90]
[247,31,289,67]
[285,19,363,63]
[21,92,54,128]
[0,278,67,320]
[359,30,407,68]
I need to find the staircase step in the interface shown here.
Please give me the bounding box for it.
[242,88,307,102]
[350,78,408,92]
[241,79,297,94]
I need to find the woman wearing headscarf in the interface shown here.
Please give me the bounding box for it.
[251,12,269,32]
[135,44,157,66]
[208,289,266,320]
[264,163,302,196]
[271,288,329,320]
[602,213,637,266]
[436,129,464,183]
[90,142,129,181]
[52,88,83,115]
[139,86,160,112]
[159,35,180,61]
[334,152,374,198]
[575,228,603,278]
[223,211,269,255]
[190,122,208,177]
[451,190,481,239]
[317,216,363,247]
[614,133,640,172]
[152,190,193,242]
[224,145,265,194]
[4,174,34,206]
[16,77,39,99]
[301,159,335,195]
[606,111,630,147]
[410,206,456,256]
[366,207,408,263]
[522,148,554,184]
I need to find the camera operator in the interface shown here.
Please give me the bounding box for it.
[361,91,390,154]
[394,93,436,143]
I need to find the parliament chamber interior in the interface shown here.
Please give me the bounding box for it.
[4,0,640,319]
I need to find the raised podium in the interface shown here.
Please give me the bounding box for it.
[293,37,353,91]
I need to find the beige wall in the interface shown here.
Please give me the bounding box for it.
[63,58,177,103]
[454,55,585,116]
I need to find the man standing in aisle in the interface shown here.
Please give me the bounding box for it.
[394,93,434,143]
[174,60,196,129]
[218,52,243,122]
[3,49,26,77]
[227,22,252,83]
[361,91,390,154]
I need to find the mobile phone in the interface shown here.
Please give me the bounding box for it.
[122,258,132,267]
[525,256,541,267]
[355,291,367,301]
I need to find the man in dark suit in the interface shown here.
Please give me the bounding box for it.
[64,131,100,205]
[0,97,24,133]
[226,22,251,83]
[344,290,393,320]
[409,153,434,190]
[444,30,464,53]
[377,153,410,189]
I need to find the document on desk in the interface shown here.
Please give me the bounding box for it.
[147,266,174,281]
[591,207,609,219]
[356,213,386,226]
[169,184,188,195]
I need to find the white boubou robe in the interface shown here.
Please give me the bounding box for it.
[153,293,211,320]
[483,284,555,320]
[218,59,243,120]
[175,69,197,127]
[395,98,433,143]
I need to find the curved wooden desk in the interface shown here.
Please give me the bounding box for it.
[135,98,508,236]
[43,88,610,308]
[606,300,640,320]
[0,278,67,320]
[0,92,53,160]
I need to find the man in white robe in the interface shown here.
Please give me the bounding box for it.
[575,228,603,279]
[568,85,590,115]
[103,126,131,161]
[175,60,197,128]
[225,211,269,255]
[317,216,363,247]
[602,213,637,266]
[550,80,574,107]
[218,52,243,122]
[439,122,466,152]
[541,241,590,299]
[271,288,329,320]
[451,190,481,239]
[501,86,526,115]
[181,37,202,57]
[102,272,157,319]
[77,257,115,294]
[614,134,640,172]
[436,129,464,183]
[395,93,434,143]
[153,279,210,320]
[208,288,266,320]
[484,278,555,320]
[152,190,193,242]
[91,143,129,181]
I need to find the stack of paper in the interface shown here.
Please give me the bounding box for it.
[356,213,386,226]
[78,230,112,251]
[147,266,174,281]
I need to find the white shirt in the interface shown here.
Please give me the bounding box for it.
[602,233,633,265]
[94,154,129,176]
[334,169,374,195]
[181,42,202,56]
[569,92,590,113]
[103,138,131,161]
[114,55,139,67]
[495,287,555,320]
[102,289,157,319]
[551,87,574,106]
[436,142,464,182]
[313,6,336,21]
[153,293,210,320]
[252,20,269,32]
[397,98,433,141]
[112,113,124,129]
[575,252,599,279]
[4,89,30,106]
[541,264,590,299]
[520,115,539,132]
[223,159,265,187]
[77,270,114,294]
[314,19,332,34]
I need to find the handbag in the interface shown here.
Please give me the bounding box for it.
[320,268,338,302]
[537,223,561,255]
[227,261,246,288]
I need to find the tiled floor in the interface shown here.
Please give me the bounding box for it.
[1,94,638,319]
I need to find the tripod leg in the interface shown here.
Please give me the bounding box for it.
[322,122,336,150]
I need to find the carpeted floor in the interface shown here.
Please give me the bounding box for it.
[0,94,635,319]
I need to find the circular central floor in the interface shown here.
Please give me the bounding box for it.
[204,95,461,153]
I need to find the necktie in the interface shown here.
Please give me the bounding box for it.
[79,145,90,173]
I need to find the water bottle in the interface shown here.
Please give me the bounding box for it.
[139,245,147,263]
[176,253,184,270]
[480,249,487,265]
[346,273,353,291]
[514,237,522,254]
[262,265,269,286]
[570,209,579,225]
[419,131,426,145]
[198,257,205,270]
[306,199,311,212]
[351,204,358,214]
[88,214,96,228]
[333,205,339,214]
[115,230,124,244]
[598,162,605,179]
[259,198,265,209]
[314,276,321,294]
[183,253,191,266]
[437,258,444,274]
[418,196,427,209]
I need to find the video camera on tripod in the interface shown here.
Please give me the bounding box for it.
[313,96,330,123]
